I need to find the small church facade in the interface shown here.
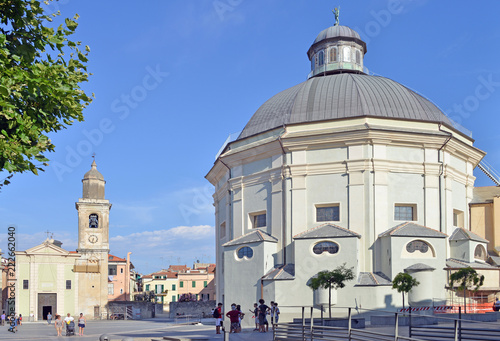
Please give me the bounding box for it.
[206,22,497,323]
[15,161,113,320]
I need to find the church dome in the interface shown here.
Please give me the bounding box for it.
[313,25,361,43]
[238,73,452,140]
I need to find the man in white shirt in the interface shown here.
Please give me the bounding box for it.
[63,313,74,324]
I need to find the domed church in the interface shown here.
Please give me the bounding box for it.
[206,19,493,322]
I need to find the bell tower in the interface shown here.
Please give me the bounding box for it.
[75,160,112,318]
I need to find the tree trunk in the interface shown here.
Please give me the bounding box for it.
[402,293,405,314]
[329,287,332,318]
[464,289,467,315]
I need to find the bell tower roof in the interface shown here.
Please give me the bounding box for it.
[84,160,104,181]
[82,160,106,200]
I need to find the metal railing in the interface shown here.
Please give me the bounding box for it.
[478,160,500,186]
[273,307,425,341]
[273,306,500,341]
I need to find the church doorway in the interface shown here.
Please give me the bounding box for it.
[38,293,56,320]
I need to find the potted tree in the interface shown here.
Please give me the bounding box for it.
[392,272,420,314]
[308,264,355,318]
[449,267,484,314]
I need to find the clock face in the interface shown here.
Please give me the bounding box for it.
[88,235,98,244]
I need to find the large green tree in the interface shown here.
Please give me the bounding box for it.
[392,272,419,313]
[308,263,355,318]
[449,267,484,314]
[0,0,92,187]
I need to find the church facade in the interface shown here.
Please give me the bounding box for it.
[15,161,113,320]
[206,23,496,322]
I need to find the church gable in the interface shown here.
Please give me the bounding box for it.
[24,240,74,256]
[293,223,361,239]
[222,230,278,247]
[378,222,447,239]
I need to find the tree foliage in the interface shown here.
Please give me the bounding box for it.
[392,272,419,312]
[449,267,484,314]
[0,0,92,186]
[308,263,355,318]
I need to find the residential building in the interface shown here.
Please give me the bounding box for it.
[108,253,134,301]
[177,265,215,301]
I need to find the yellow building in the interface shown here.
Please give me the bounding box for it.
[15,161,116,320]
[470,186,500,255]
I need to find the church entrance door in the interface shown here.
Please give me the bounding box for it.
[38,293,57,320]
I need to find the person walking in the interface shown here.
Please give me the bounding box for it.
[47,312,52,325]
[213,302,223,334]
[1,311,5,326]
[78,313,86,336]
[54,315,63,337]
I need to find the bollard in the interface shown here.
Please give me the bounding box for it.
[224,329,229,341]
[99,335,111,341]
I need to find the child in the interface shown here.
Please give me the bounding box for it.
[250,303,259,331]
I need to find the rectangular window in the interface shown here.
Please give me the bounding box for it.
[316,205,340,222]
[394,204,416,221]
[180,281,184,288]
[155,284,164,294]
[23,280,28,289]
[207,294,210,300]
[145,284,150,291]
[108,267,117,276]
[120,268,123,274]
[172,284,176,291]
[204,281,208,288]
[453,209,464,228]
[220,222,226,239]
[172,295,176,302]
[250,212,266,228]
[192,281,196,288]
[66,280,71,290]
[108,283,114,295]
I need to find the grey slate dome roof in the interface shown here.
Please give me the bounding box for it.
[313,25,361,43]
[238,73,452,140]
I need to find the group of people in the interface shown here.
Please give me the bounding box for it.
[212,299,280,334]
[48,312,87,336]
[251,299,279,333]
[1,311,22,332]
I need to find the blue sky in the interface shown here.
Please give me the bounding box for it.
[1,0,500,275]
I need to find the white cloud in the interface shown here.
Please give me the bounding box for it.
[109,225,215,274]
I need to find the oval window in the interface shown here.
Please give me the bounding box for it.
[313,241,339,255]
[406,240,429,253]
[237,246,253,259]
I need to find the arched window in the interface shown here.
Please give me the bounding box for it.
[474,245,487,261]
[237,246,253,259]
[343,46,351,62]
[313,241,339,255]
[356,50,361,64]
[89,214,99,228]
[329,47,337,62]
[406,240,430,254]
[318,51,324,66]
